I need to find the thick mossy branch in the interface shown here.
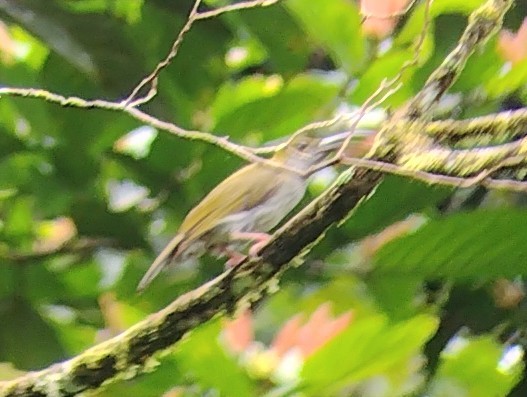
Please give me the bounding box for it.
[0,167,382,397]
[401,0,512,120]
[393,117,527,178]
[398,138,527,176]
[424,108,527,147]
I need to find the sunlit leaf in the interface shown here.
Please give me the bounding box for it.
[302,314,438,394]
[428,335,523,397]
[287,0,366,74]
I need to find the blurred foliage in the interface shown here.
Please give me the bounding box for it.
[0,0,527,396]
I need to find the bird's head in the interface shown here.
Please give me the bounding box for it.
[271,130,349,170]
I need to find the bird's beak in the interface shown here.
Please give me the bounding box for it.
[317,128,375,153]
[318,131,348,151]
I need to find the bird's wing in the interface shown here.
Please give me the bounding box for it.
[180,164,283,241]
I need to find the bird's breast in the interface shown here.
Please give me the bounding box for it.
[217,174,307,234]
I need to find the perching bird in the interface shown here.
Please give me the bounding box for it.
[137,132,349,291]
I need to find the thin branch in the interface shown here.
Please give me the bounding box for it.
[0,86,265,164]
[293,0,432,173]
[3,238,115,264]
[370,0,514,172]
[265,0,431,163]
[123,107,265,164]
[339,0,432,156]
[0,0,285,164]
[196,0,281,20]
[0,86,364,179]
[334,82,402,161]
[0,87,125,111]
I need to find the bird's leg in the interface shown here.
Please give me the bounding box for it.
[221,232,271,268]
[230,231,271,256]
[211,245,247,268]
[223,248,247,268]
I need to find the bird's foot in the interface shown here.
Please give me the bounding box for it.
[248,238,270,256]
[223,232,272,268]
[224,249,247,268]
[230,231,271,256]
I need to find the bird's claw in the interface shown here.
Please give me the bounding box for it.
[224,250,247,268]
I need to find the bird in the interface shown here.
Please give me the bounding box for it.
[137,131,349,292]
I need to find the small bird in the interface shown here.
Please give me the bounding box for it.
[137,131,348,291]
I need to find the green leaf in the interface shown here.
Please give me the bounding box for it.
[342,176,451,240]
[428,335,523,397]
[211,74,285,128]
[0,297,65,369]
[213,73,342,140]
[349,50,416,106]
[397,0,485,45]
[452,37,502,93]
[373,209,527,281]
[0,0,97,76]
[486,58,527,99]
[1,195,34,247]
[0,152,47,190]
[113,0,144,24]
[301,314,438,394]
[174,320,257,397]
[287,0,366,74]
[224,38,268,72]
[367,273,426,320]
[239,5,311,74]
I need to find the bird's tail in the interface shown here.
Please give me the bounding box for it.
[137,233,185,292]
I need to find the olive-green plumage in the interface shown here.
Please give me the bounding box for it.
[137,133,346,291]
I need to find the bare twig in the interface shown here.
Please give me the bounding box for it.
[3,238,115,264]
[276,0,432,175]
[124,0,282,106]
[0,86,267,164]
[196,0,281,20]
[0,87,125,111]
[124,0,203,106]
[333,82,402,160]
[315,0,433,171]
[271,0,433,164]
[341,155,527,193]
